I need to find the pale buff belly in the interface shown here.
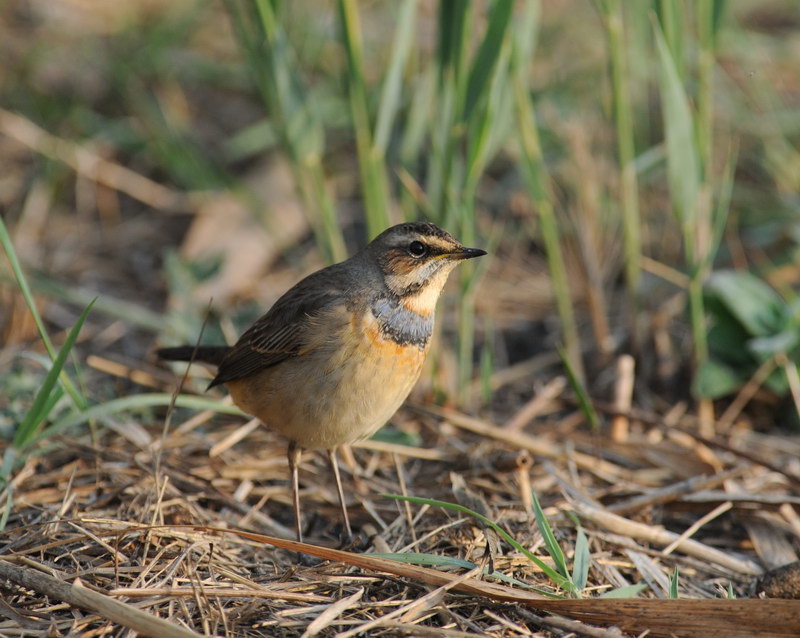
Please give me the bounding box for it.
[225,308,428,450]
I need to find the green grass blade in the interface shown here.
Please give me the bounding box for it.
[34,394,244,446]
[511,31,584,382]
[654,14,709,374]
[514,0,540,62]
[696,0,716,179]
[384,493,575,593]
[13,299,96,451]
[0,488,12,532]
[464,99,493,189]
[658,0,685,81]
[464,22,511,188]
[232,0,346,262]
[338,0,391,237]
[463,0,513,121]
[558,345,600,430]
[437,2,469,81]
[531,489,570,582]
[24,273,166,332]
[399,67,434,165]
[371,552,558,595]
[571,526,590,592]
[600,0,642,310]
[699,144,737,275]
[0,216,87,410]
[487,571,562,596]
[374,0,418,155]
[429,1,471,223]
[599,584,648,598]
[669,566,680,598]
[36,385,66,427]
[370,552,477,569]
[480,321,494,404]
[653,16,699,231]
[1,448,15,484]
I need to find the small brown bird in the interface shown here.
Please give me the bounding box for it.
[157,222,485,541]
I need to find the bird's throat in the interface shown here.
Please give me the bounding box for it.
[371,297,434,348]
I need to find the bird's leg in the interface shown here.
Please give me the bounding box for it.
[328,447,353,542]
[287,441,303,543]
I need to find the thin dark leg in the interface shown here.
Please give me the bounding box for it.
[287,441,303,543]
[328,447,353,541]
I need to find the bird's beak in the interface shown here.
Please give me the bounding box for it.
[448,246,487,260]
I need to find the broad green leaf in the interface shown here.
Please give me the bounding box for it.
[693,359,745,399]
[749,330,800,358]
[705,270,786,337]
[788,297,800,322]
[705,297,756,365]
[764,367,790,396]
[369,426,421,447]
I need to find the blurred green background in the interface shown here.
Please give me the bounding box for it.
[3,0,800,440]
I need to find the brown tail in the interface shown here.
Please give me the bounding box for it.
[156,346,231,366]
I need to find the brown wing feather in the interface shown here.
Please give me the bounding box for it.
[208,264,350,388]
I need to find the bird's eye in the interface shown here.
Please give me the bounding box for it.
[407,241,427,257]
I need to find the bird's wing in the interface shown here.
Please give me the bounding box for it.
[208,268,346,388]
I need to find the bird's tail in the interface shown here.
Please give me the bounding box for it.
[156,345,230,366]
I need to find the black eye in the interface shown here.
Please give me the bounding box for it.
[408,241,427,257]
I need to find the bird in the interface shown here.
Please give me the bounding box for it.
[157,221,486,542]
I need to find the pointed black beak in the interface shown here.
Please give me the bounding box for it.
[453,246,487,260]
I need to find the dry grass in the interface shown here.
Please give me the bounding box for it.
[3,384,800,635]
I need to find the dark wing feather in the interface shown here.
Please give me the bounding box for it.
[208,265,348,388]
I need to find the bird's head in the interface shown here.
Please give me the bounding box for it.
[367,222,486,314]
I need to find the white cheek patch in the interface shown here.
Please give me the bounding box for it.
[385,271,415,295]
[401,263,458,315]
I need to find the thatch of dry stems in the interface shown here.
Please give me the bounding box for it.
[2,387,800,637]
